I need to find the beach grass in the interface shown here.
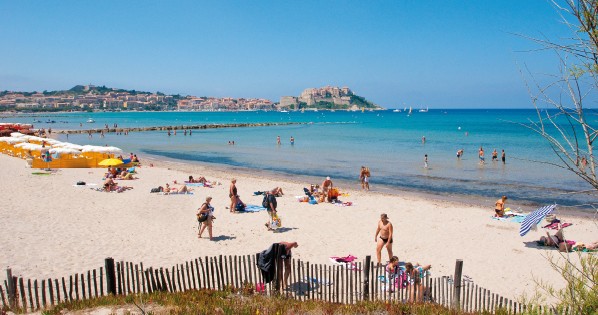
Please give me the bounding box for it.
[18,288,489,315]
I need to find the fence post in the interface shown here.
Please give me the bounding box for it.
[452,259,463,310]
[363,255,371,301]
[6,268,16,309]
[274,244,283,293]
[105,258,116,295]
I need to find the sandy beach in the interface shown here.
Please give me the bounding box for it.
[0,153,595,301]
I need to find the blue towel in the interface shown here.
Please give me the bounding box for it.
[185,182,204,187]
[240,204,266,212]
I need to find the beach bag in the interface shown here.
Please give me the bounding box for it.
[197,213,209,223]
[76,181,86,186]
[236,202,246,212]
[150,186,163,193]
[271,214,282,229]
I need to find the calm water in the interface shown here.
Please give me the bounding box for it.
[5,109,597,208]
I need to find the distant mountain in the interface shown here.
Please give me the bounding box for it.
[279,86,383,110]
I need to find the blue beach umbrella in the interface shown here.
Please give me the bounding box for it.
[519,204,557,236]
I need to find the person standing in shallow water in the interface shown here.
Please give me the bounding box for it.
[501,149,506,164]
[277,135,281,145]
[374,213,394,266]
[424,154,428,168]
[290,136,294,145]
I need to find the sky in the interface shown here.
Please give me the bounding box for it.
[0,1,585,108]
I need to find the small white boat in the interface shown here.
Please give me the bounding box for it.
[280,110,289,113]
[86,118,95,123]
[419,106,429,113]
[393,109,401,112]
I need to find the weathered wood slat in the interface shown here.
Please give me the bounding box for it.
[190,260,197,290]
[18,277,26,310]
[186,261,192,291]
[41,279,47,307]
[80,274,86,300]
[99,267,104,296]
[210,257,216,289]
[194,259,201,290]
[0,285,6,309]
[61,277,67,302]
[176,265,182,292]
[27,279,33,311]
[48,278,54,306]
[200,258,207,290]
[34,279,40,309]
[93,269,98,298]
[134,264,140,294]
[218,256,225,290]
[124,263,130,294]
[165,268,173,292]
[74,274,80,300]
[179,264,186,292]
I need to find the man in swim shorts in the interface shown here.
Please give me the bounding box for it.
[374,213,394,266]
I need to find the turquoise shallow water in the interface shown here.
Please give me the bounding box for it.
[5,109,597,208]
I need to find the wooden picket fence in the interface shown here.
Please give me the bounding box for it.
[0,254,558,314]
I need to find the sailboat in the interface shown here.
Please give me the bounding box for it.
[407,107,412,116]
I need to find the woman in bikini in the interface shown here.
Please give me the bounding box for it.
[374,213,394,266]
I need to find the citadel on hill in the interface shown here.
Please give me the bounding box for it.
[0,84,382,112]
[279,86,382,111]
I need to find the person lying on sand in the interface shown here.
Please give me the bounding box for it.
[188,175,207,184]
[164,183,190,194]
[117,171,136,180]
[271,187,284,197]
[538,228,572,252]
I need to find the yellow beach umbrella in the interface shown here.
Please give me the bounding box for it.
[98,158,124,166]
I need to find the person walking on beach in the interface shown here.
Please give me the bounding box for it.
[424,154,428,168]
[360,166,370,190]
[501,149,506,164]
[494,195,507,217]
[492,149,498,162]
[197,196,215,240]
[374,213,394,266]
[279,241,298,289]
[478,147,485,164]
[264,190,278,231]
[229,178,238,213]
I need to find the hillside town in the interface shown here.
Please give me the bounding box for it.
[0,85,381,112]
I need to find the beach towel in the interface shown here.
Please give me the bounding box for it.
[238,204,267,212]
[330,255,358,263]
[73,183,97,187]
[543,222,572,230]
[184,182,213,187]
[491,214,526,223]
[159,191,194,195]
[334,201,355,207]
[328,258,361,271]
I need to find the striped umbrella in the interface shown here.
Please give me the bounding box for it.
[519,204,557,236]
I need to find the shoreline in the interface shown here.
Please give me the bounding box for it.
[141,153,595,218]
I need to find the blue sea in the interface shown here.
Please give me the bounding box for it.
[5,109,597,209]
